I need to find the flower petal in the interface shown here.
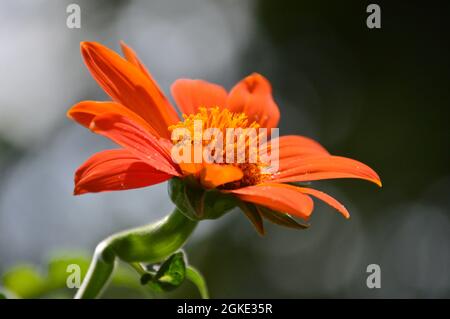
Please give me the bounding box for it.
[74,149,171,195]
[119,41,176,113]
[291,186,350,219]
[119,41,153,80]
[80,41,179,138]
[272,155,382,187]
[260,135,330,172]
[178,163,204,176]
[67,100,159,137]
[171,79,228,115]
[228,183,314,220]
[90,112,180,176]
[226,73,280,129]
[200,164,243,188]
[276,135,329,158]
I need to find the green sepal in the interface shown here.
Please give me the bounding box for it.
[168,177,238,221]
[238,202,265,236]
[258,206,310,230]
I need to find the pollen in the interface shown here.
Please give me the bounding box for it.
[169,106,259,134]
[168,107,271,188]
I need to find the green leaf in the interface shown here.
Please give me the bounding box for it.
[136,252,210,298]
[47,255,90,289]
[239,202,265,235]
[258,206,310,230]
[0,292,7,299]
[2,265,46,298]
[168,177,237,220]
[143,252,187,292]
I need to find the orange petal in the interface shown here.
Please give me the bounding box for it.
[229,183,314,220]
[80,41,179,138]
[291,186,350,219]
[120,41,174,110]
[200,164,243,188]
[276,135,329,159]
[74,149,171,195]
[120,41,153,80]
[272,155,382,187]
[171,79,228,115]
[260,135,330,170]
[179,163,203,176]
[226,73,280,129]
[67,100,159,137]
[90,113,180,176]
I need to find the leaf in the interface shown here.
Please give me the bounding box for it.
[0,287,16,299]
[47,255,90,289]
[239,202,265,236]
[258,206,310,230]
[140,273,153,285]
[142,252,187,292]
[168,177,237,220]
[2,265,46,298]
[1,252,151,298]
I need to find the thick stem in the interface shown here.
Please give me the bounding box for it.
[75,208,197,299]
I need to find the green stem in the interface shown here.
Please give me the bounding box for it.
[75,208,197,299]
[130,262,147,276]
[186,266,209,299]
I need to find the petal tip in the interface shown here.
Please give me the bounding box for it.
[119,40,128,52]
[66,108,74,120]
[80,41,91,51]
[119,40,128,49]
[73,187,83,196]
[372,177,382,188]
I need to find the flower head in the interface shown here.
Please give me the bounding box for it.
[68,41,381,234]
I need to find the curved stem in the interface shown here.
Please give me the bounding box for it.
[186,266,209,299]
[75,208,197,299]
[130,262,147,276]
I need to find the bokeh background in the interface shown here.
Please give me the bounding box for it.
[0,0,449,298]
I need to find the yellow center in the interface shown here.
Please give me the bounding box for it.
[169,107,270,188]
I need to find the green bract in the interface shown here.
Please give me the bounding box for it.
[168,177,238,221]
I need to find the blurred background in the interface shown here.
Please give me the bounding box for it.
[0,0,449,298]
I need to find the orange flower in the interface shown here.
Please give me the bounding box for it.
[68,41,381,228]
